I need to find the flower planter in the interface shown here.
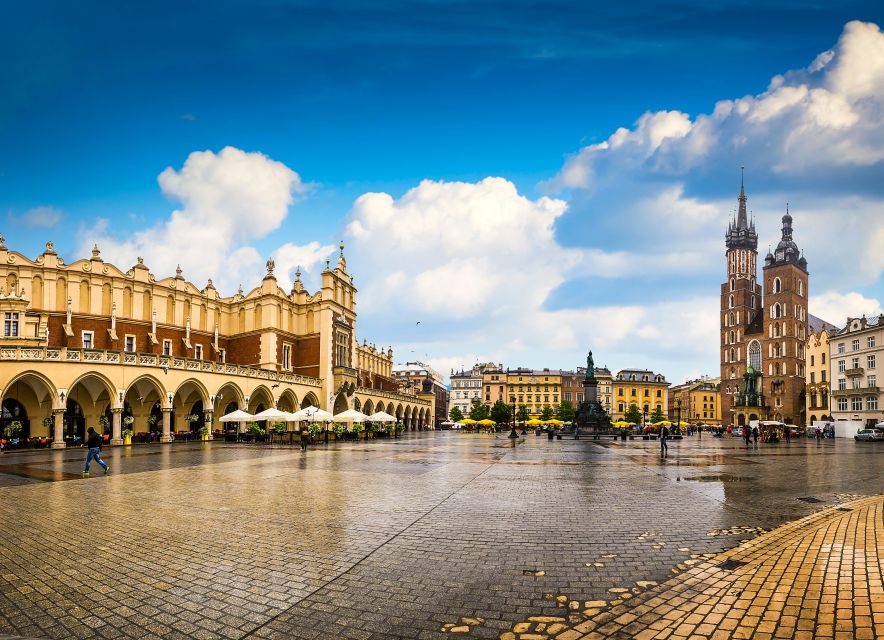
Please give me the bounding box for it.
[123,436,132,445]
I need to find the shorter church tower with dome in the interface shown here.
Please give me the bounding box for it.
[720,169,809,428]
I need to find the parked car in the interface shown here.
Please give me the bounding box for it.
[854,428,884,441]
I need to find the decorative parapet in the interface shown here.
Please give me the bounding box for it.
[355,385,431,406]
[0,346,322,387]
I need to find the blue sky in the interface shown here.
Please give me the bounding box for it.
[3,1,884,382]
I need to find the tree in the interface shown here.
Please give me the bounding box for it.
[469,398,489,421]
[449,406,464,423]
[540,405,554,421]
[650,405,665,424]
[490,400,512,425]
[516,405,530,422]
[624,403,642,424]
[556,399,576,422]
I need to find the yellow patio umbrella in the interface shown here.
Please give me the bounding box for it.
[654,420,672,425]
[477,419,496,426]
[525,418,544,425]
[546,419,564,425]
[613,420,631,428]
[459,418,477,425]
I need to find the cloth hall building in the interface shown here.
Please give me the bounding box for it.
[719,173,810,428]
[0,238,433,447]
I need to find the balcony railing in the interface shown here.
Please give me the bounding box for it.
[0,346,322,387]
[845,367,865,377]
[832,386,879,397]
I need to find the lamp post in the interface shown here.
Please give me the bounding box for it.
[643,406,648,435]
[509,402,518,439]
[675,399,682,435]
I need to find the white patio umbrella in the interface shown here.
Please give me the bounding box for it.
[333,408,369,422]
[218,409,254,423]
[219,409,255,434]
[290,407,335,422]
[252,408,291,421]
[367,411,397,423]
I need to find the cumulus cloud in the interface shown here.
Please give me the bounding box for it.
[273,240,337,291]
[347,177,578,319]
[10,206,63,228]
[81,147,309,293]
[811,291,883,328]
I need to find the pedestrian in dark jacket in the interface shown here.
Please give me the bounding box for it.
[83,427,109,476]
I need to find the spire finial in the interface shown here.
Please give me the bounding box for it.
[339,240,344,256]
[295,265,301,279]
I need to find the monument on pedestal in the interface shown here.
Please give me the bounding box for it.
[574,349,610,436]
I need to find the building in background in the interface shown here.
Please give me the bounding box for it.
[611,369,669,422]
[805,315,837,425]
[393,361,449,427]
[830,316,884,428]
[669,377,721,425]
[449,363,492,417]
[720,172,809,428]
[481,364,506,409]
[506,368,562,416]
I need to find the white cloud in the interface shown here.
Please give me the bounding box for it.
[273,241,337,291]
[811,291,883,327]
[11,206,63,228]
[346,177,577,319]
[81,147,307,294]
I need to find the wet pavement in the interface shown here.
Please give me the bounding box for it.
[0,432,881,639]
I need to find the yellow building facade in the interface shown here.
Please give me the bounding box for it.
[611,369,669,422]
[0,239,431,447]
[669,378,721,425]
[506,368,562,416]
[805,321,834,425]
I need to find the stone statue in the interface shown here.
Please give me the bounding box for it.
[585,350,595,379]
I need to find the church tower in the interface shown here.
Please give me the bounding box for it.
[761,208,808,424]
[720,168,761,423]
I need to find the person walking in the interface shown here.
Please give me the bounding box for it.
[744,425,751,447]
[83,427,109,476]
[752,425,759,446]
[659,424,669,456]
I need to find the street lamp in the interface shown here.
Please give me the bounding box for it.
[509,402,518,439]
[675,399,682,435]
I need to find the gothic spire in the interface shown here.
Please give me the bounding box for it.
[736,165,748,229]
[725,166,757,251]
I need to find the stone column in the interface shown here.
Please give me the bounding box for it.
[110,408,123,446]
[204,411,214,440]
[160,408,173,443]
[51,409,66,449]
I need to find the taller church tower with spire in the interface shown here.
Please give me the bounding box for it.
[719,170,809,428]
[720,168,761,424]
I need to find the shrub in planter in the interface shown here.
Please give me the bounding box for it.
[3,421,23,438]
[351,423,364,438]
[271,422,288,435]
[307,422,322,439]
[247,422,265,435]
[199,425,211,439]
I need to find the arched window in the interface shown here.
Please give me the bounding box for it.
[797,280,803,296]
[775,323,781,338]
[773,303,781,319]
[730,279,735,292]
[773,277,781,293]
[729,347,735,362]
[728,312,734,326]
[730,331,735,344]
[729,294,734,309]
[748,340,761,370]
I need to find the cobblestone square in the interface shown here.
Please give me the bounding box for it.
[0,432,881,639]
